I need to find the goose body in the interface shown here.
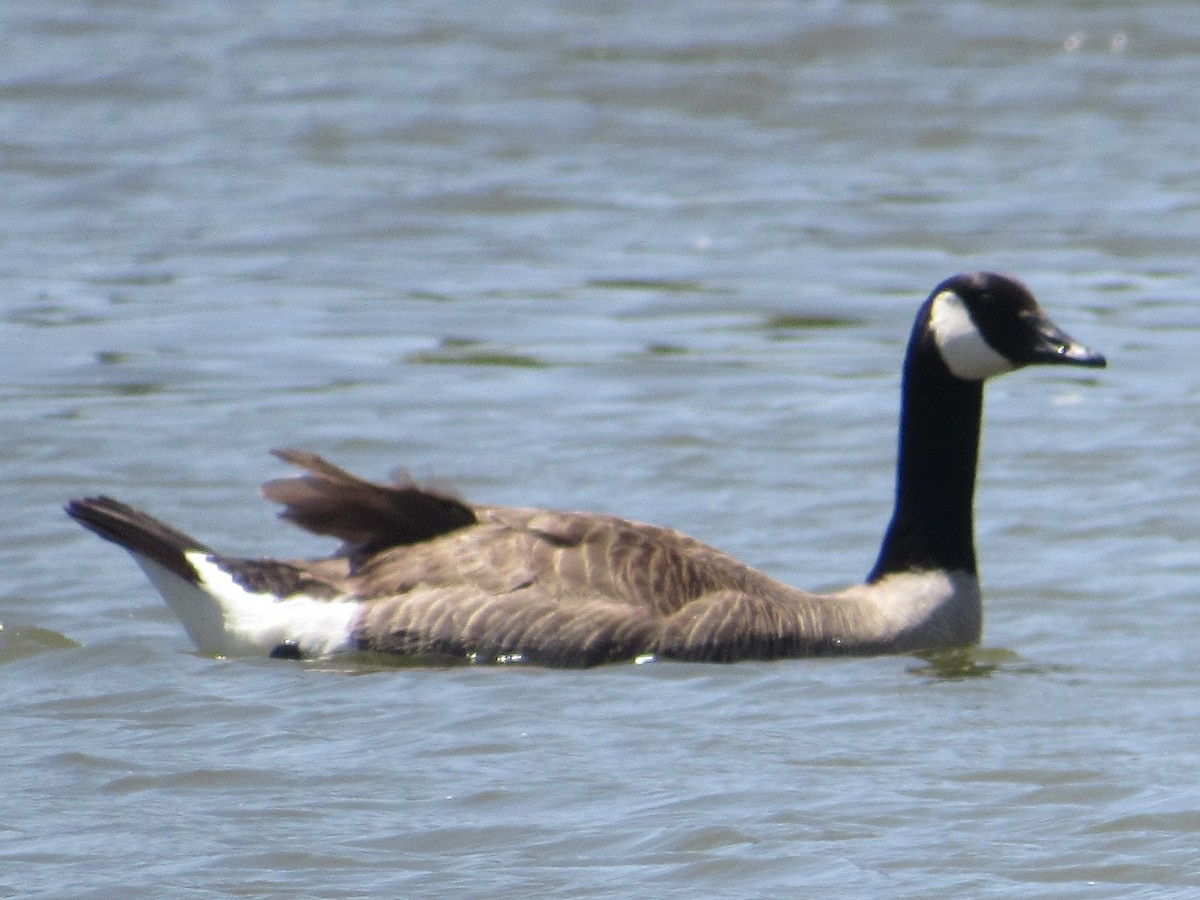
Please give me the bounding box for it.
[66,273,1105,666]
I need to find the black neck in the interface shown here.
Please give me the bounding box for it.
[867,316,982,581]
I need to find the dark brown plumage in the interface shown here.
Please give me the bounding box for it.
[269,450,843,664]
[262,449,478,563]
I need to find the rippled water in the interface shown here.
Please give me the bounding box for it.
[4,1,1200,896]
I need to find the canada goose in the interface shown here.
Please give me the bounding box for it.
[66,272,1105,667]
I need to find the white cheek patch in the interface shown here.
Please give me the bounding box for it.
[928,291,1017,380]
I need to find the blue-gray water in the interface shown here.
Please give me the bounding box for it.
[3,1,1199,896]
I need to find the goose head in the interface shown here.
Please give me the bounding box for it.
[867,272,1106,585]
[924,272,1107,380]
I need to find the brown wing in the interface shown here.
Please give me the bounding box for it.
[262,451,819,664]
[264,449,780,614]
[262,449,476,565]
[343,505,781,612]
[336,505,810,663]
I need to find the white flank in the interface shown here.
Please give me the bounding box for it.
[832,568,982,646]
[860,569,979,634]
[928,290,1015,380]
[131,552,356,658]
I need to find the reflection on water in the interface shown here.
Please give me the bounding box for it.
[910,646,1018,681]
[406,338,549,368]
[0,624,80,664]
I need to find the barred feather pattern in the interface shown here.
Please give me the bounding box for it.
[252,451,981,664]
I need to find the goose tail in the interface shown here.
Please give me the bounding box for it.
[65,497,356,658]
